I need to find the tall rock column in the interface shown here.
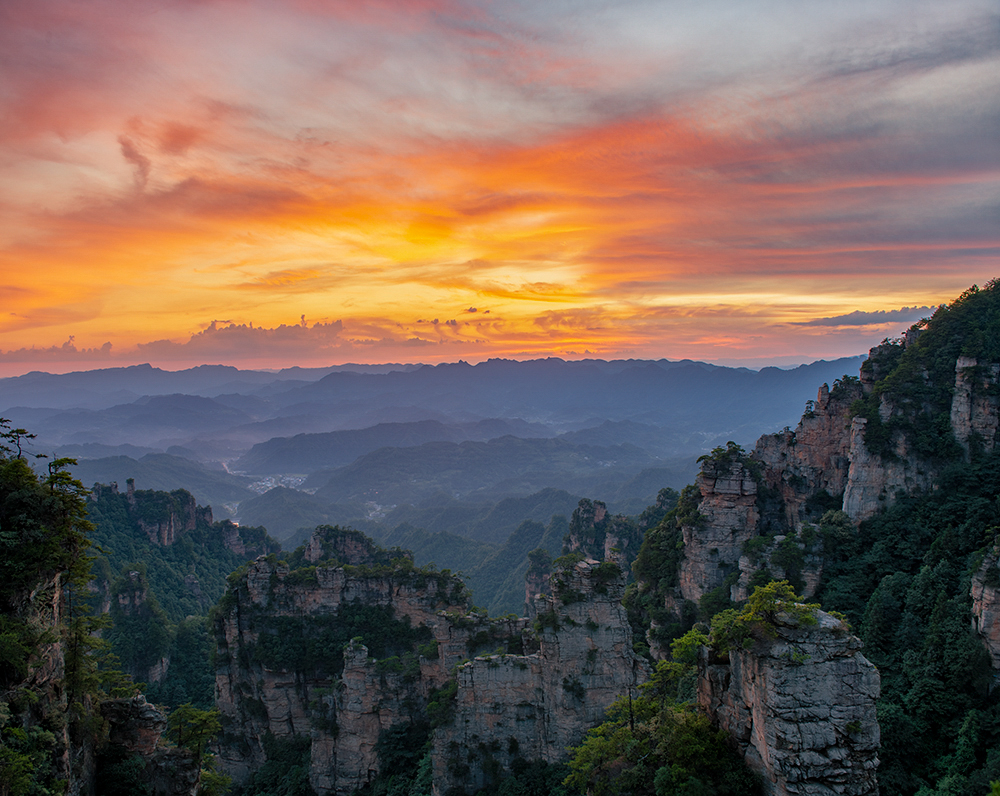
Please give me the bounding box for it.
[678,457,759,605]
[698,610,880,796]
[951,356,1000,453]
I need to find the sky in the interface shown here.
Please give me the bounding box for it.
[1,0,997,375]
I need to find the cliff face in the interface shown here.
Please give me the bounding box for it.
[698,610,880,796]
[214,553,472,792]
[93,480,215,547]
[213,529,647,795]
[971,538,1000,671]
[433,558,648,795]
[677,458,759,605]
[951,356,1000,453]
[671,347,1000,610]
[753,381,858,528]
[101,695,201,796]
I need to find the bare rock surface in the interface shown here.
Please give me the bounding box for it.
[214,528,646,795]
[677,458,759,605]
[698,610,880,796]
[433,558,648,795]
[972,538,1000,671]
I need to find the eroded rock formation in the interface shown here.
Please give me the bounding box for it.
[677,457,759,605]
[698,610,880,796]
[669,345,1000,611]
[213,528,646,795]
[433,557,648,794]
[101,695,201,796]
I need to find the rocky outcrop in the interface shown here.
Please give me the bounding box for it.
[101,695,201,796]
[672,345,1000,607]
[698,610,880,796]
[135,490,211,546]
[562,498,642,572]
[754,381,858,528]
[951,356,1000,453]
[433,557,648,795]
[102,695,168,756]
[971,539,1000,671]
[214,554,469,790]
[677,457,759,605]
[214,529,646,795]
[302,524,408,566]
[523,549,551,619]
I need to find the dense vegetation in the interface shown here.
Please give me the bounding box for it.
[617,283,1000,796]
[852,281,1000,461]
[86,485,277,622]
[0,423,111,795]
[0,422,231,795]
[816,452,1000,795]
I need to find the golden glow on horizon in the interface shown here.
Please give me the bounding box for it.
[0,0,995,373]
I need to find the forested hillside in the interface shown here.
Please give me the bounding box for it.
[618,282,1000,796]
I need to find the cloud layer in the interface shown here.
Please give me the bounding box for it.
[1,0,997,373]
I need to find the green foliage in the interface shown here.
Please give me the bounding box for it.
[249,604,432,678]
[105,564,172,680]
[625,484,699,656]
[146,617,216,710]
[167,703,222,762]
[852,282,1000,462]
[814,443,1000,793]
[472,759,577,796]
[94,745,151,796]
[232,734,316,796]
[85,486,278,622]
[564,690,759,796]
[591,561,621,594]
[708,581,818,655]
[0,425,146,796]
[426,680,458,729]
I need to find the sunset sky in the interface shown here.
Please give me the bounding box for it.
[1,0,997,375]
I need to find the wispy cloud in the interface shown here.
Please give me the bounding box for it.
[796,306,936,327]
[0,0,996,372]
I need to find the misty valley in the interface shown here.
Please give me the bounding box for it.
[4,283,1000,796]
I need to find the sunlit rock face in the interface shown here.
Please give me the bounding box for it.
[698,610,880,796]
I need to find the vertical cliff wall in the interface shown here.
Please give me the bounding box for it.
[213,550,477,792]
[667,346,1000,613]
[432,557,648,795]
[677,457,759,605]
[972,537,1000,672]
[698,609,880,796]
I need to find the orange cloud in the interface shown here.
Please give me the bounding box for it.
[0,0,995,373]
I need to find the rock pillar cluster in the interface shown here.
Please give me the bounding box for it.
[432,557,648,795]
